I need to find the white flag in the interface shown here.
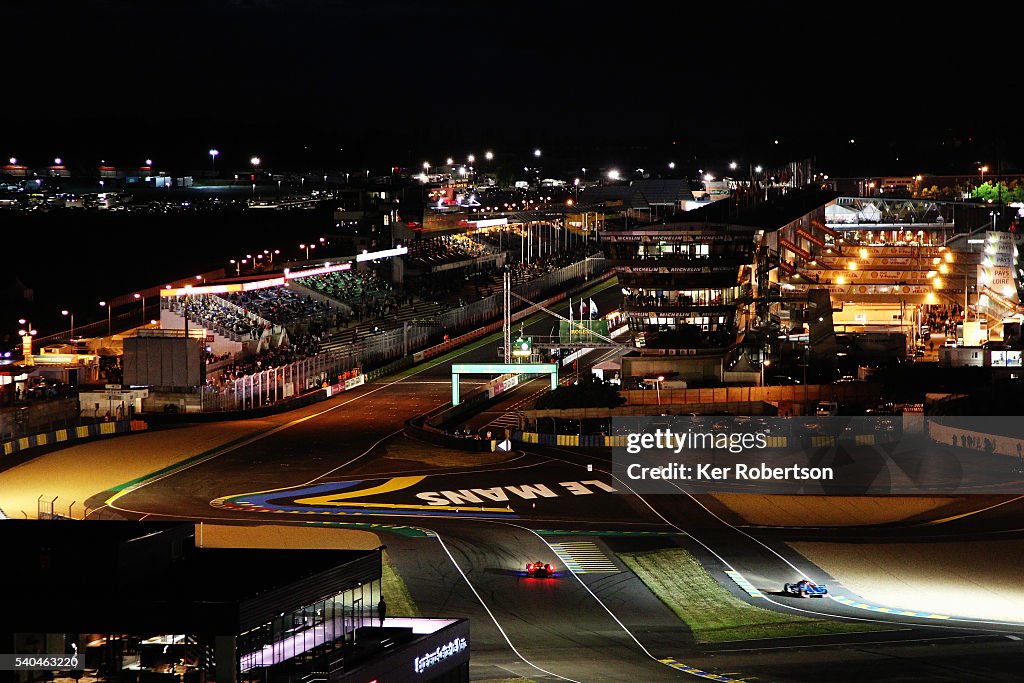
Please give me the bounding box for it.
[589,298,598,318]
[568,298,573,324]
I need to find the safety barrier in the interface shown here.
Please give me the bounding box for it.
[509,431,899,450]
[621,383,882,406]
[927,419,1024,460]
[1,419,148,457]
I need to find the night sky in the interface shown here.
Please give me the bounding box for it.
[3,1,1014,176]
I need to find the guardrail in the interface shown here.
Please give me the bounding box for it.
[2,419,148,458]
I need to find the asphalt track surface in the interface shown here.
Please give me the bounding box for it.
[91,279,1024,681]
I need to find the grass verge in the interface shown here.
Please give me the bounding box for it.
[619,548,890,642]
[381,550,421,617]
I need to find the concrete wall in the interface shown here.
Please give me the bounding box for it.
[622,354,723,383]
[622,382,882,407]
[928,419,1024,460]
[159,309,241,355]
[141,391,203,414]
[0,398,78,442]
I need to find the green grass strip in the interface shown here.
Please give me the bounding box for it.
[619,548,890,643]
[382,550,421,617]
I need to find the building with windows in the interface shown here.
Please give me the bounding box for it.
[600,188,842,384]
[1,521,469,683]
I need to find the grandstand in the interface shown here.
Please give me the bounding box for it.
[405,234,492,270]
[224,287,333,327]
[179,294,267,341]
[320,300,445,352]
[293,269,394,309]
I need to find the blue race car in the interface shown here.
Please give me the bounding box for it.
[783,579,828,597]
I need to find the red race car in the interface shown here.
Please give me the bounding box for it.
[525,561,555,578]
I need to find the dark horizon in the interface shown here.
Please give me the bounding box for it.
[4,2,1016,178]
[4,120,1019,181]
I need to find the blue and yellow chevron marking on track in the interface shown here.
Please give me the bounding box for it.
[724,570,764,598]
[212,477,518,518]
[832,595,950,619]
[294,476,428,505]
[659,658,750,681]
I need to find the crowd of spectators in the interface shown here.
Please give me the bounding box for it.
[183,294,264,339]
[924,305,963,339]
[472,229,518,251]
[477,244,600,297]
[297,269,390,305]
[224,288,332,326]
[204,349,233,366]
[406,234,490,268]
[296,269,405,322]
[215,333,322,382]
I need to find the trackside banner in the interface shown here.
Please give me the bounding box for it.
[611,416,1024,494]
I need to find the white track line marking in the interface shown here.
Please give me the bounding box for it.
[432,530,582,683]
[539,446,1024,633]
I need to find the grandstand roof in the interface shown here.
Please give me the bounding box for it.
[646,187,839,231]
[630,178,695,206]
[504,204,606,224]
[578,180,694,210]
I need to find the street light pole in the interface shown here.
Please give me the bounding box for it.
[250,156,261,198]
[61,309,74,340]
[99,301,111,337]
[134,293,145,323]
[655,375,664,406]
[17,318,37,362]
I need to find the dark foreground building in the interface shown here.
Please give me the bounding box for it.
[0,522,468,683]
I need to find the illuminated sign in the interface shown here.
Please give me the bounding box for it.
[622,265,734,274]
[512,337,532,357]
[778,237,811,260]
[795,227,826,247]
[452,363,555,375]
[286,262,352,279]
[356,246,409,261]
[604,232,750,243]
[413,637,467,674]
[159,279,285,297]
[469,218,508,228]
